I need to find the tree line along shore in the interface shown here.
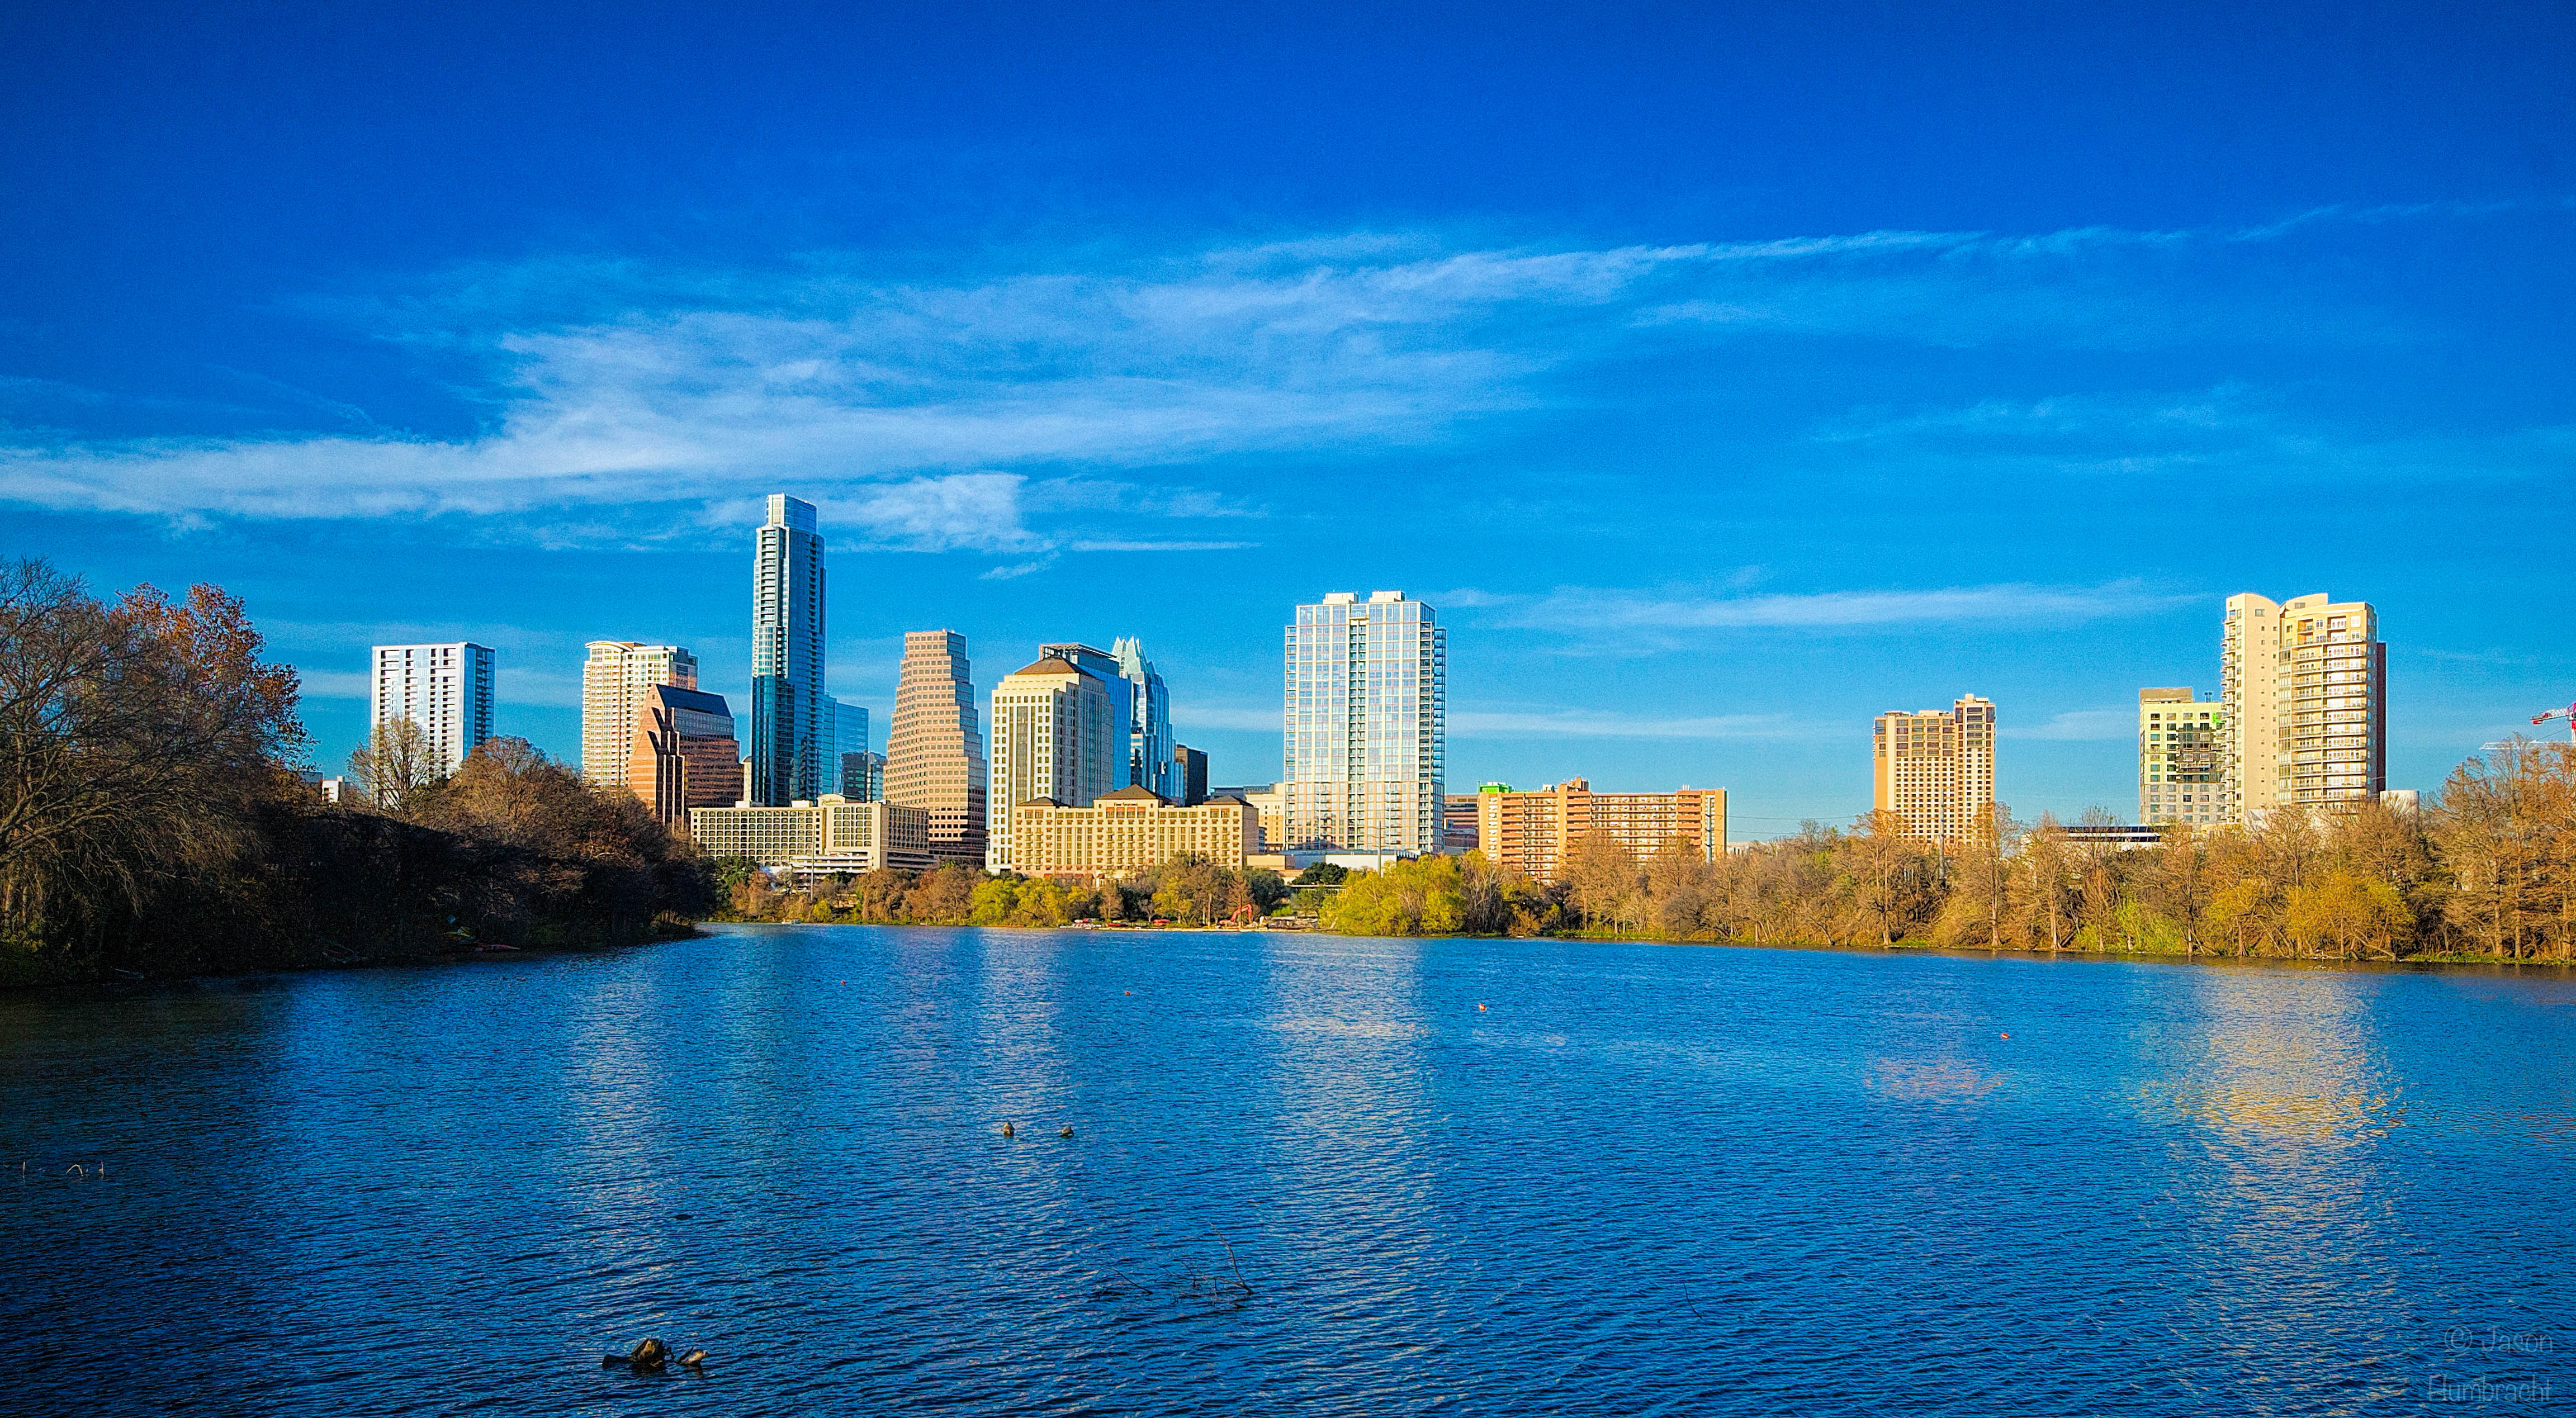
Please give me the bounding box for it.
[0,560,711,986]
[7,555,2572,985]
[721,743,2576,965]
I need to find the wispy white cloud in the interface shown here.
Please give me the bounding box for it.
[1467,579,2185,637]
[1810,385,2575,488]
[0,201,2546,550]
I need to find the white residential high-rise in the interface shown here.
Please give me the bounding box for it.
[581,642,697,788]
[2137,687,2224,828]
[2221,592,2386,824]
[986,655,1119,870]
[751,494,826,805]
[1870,695,1996,846]
[1283,591,1446,854]
[370,642,496,775]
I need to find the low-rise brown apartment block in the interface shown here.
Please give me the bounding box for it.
[1474,778,1729,882]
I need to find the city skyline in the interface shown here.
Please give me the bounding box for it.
[10,4,2566,836]
[370,559,2520,842]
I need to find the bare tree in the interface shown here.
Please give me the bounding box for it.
[1561,833,1640,933]
[345,717,444,815]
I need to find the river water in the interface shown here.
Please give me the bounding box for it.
[4,926,2572,1414]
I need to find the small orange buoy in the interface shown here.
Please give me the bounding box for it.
[1124,990,1131,995]
[2000,1032,2011,1040]
[1478,1003,1487,1011]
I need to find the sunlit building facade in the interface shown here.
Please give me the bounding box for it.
[1010,787,1261,884]
[884,629,988,864]
[628,683,740,826]
[581,641,697,788]
[2221,592,2386,826]
[2138,687,2224,828]
[1284,591,1446,853]
[370,641,495,775]
[1474,779,1728,882]
[986,655,1119,871]
[689,796,932,875]
[1871,694,1996,846]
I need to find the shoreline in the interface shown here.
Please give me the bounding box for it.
[18,918,2573,993]
[705,918,2576,976]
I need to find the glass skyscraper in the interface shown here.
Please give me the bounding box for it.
[750,494,826,805]
[1283,591,1446,853]
[1112,636,1174,799]
[834,699,872,799]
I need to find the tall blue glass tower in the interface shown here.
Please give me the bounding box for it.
[750,494,825,805]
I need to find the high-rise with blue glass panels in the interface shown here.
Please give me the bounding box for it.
[750,494,825,806]
[1283,591,1445,854]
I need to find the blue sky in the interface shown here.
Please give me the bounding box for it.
[4,1,2570,836]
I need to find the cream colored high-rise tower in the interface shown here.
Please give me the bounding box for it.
[581,642,698,788]
[2220,592,2384,825]
[985,655,1118,871]
[1871,694,1996,845]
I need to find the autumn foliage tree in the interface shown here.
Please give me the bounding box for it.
[0,560,307,950]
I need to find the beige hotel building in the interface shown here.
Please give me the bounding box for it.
[1871,694,1996,845]
[1010,787,1260,884]
[689,795,933,876]
[1474,778,1729,882]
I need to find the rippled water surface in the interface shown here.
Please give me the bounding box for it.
[7,927,2575,1414]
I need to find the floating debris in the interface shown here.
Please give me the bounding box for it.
[605,1338,671,1373]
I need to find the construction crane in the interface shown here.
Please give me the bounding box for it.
[2536,701,2576,740]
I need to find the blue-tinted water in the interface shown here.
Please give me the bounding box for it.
[5,927,2573,1414]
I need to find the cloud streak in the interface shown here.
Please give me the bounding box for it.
[1467,579,2188,637]
[0,201,2544,549]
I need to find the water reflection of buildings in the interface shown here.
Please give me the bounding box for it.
[2153,968,2408,1396]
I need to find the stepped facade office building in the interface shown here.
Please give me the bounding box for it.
[1871,694,1997,846]
[1283,591,1447,855]
[580,641,697,787]
[750,495,827,805]
[370,642,496,775]
[885,630,989,864]
[2221,592,2386,825]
